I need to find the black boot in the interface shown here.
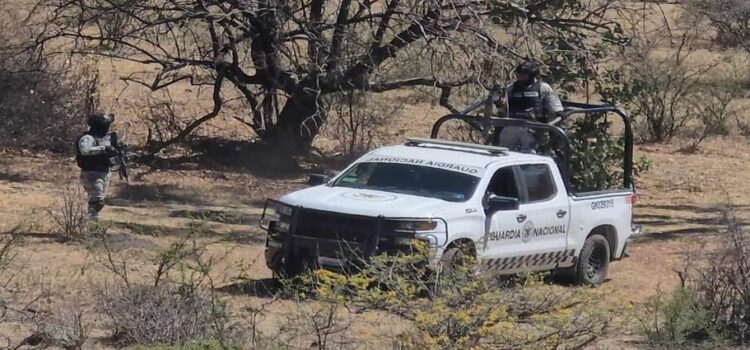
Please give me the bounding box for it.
[87,199,105,221]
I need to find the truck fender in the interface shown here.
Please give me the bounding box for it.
[578,223,618,260]
[445,236,478,255]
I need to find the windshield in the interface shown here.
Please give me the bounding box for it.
[333,162,480,202]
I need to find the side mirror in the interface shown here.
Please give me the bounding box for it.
[486,195,519,212]
[308,174,330,186]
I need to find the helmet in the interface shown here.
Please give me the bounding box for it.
[87,112,114,130]
[515,61,540,78]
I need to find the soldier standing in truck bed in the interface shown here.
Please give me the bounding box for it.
[497,61,565,153]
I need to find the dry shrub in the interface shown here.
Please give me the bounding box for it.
[0,63,99,153]
[128,91,190,152]
[644,205,750,347]
[277,302,354,349]
[684,83,742,152]
[405,276,617,349]
[641,287,717,348]
[99,283,222,346]
[688,0,750,52]
[734,113,750,137]
[94,235,231,347]
[300,243,624,350]
[125,339,242,350]
[0,3,99,152]
[689,208,750,343]
[322,91,396,159]
[0,225,21,326]
[0,226,20,275]
[25,304,91,350]
[46,186,90,242]
[604,4,746,148]
[738,116,750,137]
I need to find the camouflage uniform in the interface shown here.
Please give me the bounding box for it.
[498,80,564,153]
[75,133,115,220]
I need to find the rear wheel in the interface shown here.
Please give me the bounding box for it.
[574,234,610,286]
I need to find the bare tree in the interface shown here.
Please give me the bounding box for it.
[688,0,750,52]
[685,83,741,151]
[29,0,624,154]
[599,3,718,142]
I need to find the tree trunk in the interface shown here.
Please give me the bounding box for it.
[270,86,327,154]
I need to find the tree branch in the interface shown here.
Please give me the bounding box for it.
[326,0,353,73]
[147,71,225,154]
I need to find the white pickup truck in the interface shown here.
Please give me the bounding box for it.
[261,133,640,285]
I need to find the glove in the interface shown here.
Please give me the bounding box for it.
[493,97,504,109]
[105,145,117,156]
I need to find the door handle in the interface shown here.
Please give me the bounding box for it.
[516,214,527,223]
[557,210,567,218]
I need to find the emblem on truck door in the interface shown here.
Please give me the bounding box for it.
[522,221,535,243]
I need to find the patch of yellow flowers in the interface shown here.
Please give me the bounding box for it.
[299,242,628,350]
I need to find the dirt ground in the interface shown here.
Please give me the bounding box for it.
[0,123,748,348]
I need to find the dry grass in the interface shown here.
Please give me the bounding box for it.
[0,1,748,348]
[0,119,748,348]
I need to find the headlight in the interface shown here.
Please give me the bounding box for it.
[268,201,293,220]
[261,200,294,231]
[277,204,293,217]
[393,220,438,232]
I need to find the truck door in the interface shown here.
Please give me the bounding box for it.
[482,166,523,266]
[484,163,571,273]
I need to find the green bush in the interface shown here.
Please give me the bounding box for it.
[642,208,749,348]
[642,288,724,348]
[563,115,651,192]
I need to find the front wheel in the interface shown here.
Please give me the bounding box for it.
[438,246,467,277]
[574,234,610,286]
[434,243,477,295]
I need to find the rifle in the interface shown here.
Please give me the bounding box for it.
[109,132,129,183]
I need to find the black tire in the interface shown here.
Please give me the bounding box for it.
[271,266,297,281]
[434,243,478,295]
[272,256,309,281]
[574,234,611,286]
[439,246,466,277]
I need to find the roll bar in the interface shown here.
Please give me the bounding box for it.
[429,101,634,192]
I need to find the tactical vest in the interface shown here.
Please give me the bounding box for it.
[508,80,545,120]
[74,132,112,172]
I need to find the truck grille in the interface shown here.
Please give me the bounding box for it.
[294,210,380,244]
